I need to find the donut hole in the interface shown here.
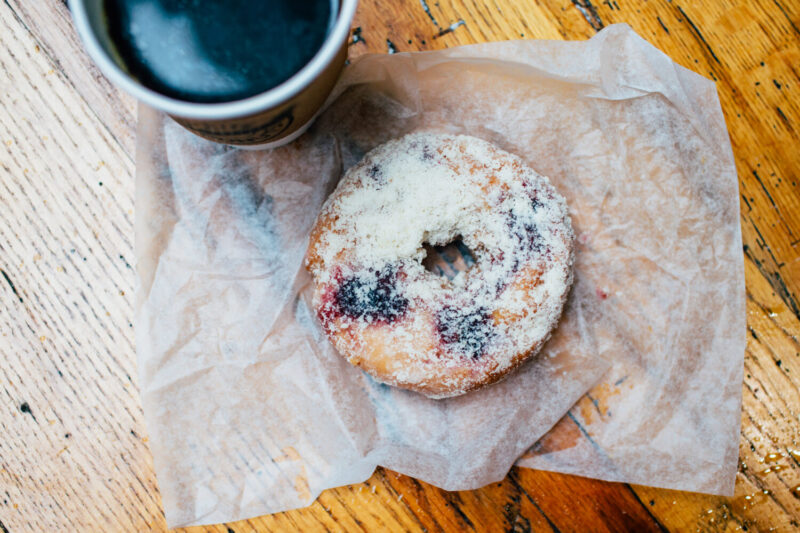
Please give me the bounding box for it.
[421,236,477,280]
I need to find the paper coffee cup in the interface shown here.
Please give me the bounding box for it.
[69,0,358,148]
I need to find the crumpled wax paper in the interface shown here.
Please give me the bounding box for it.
[135,24,745,527]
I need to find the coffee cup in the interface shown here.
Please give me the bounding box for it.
[69,0,358,148]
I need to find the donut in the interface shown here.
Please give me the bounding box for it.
[305,132,575,398]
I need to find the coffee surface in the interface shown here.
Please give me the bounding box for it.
[104,0,333,103]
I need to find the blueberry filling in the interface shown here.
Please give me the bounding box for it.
[507,213,543,255]
[335,267,408,323]
[436,306,494,358]
[368,164,383,180]
[520,221,542,252]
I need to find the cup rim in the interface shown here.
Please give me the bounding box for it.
[68,0,358,121]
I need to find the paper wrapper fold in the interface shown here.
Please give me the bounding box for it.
[135,24,744,527]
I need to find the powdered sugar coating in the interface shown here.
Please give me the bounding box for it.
[306,132,575,398]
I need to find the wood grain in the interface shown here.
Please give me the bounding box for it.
[1,0,799,531]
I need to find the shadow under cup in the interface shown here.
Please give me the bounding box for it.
[69,0,358,147]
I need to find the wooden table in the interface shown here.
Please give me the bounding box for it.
[1,1,799,531]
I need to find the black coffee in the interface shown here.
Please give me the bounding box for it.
[103,0,334,103]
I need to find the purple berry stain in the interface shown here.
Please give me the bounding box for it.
[335,267,408,323]
[507,212,542,256]
[368,164,383,181]
[436,306,494,358]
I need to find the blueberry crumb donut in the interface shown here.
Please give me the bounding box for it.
[305,132,575,399]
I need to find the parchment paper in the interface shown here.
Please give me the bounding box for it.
[135,24,745,527]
